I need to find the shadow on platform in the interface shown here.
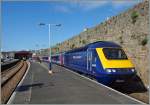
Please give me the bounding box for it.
[16,83,44,92]
[110,75,148,94]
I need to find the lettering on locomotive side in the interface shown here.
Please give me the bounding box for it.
[73,56,82,59]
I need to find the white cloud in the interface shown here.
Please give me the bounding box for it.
[76,0,109,10]
[111,0,143,9]
[53,0,143,13]
[53,0,109,13]
[54,5,71,13]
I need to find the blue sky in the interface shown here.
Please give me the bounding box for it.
[2,0,142,51]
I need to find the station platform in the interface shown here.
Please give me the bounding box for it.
[10,62,141,104]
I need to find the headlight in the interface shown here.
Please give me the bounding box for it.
[131,68,135,72]
[105,69,117,73]
[106,69,112,73]
[112,69,116,72]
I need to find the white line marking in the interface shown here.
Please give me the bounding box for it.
[60,65,146,104]
[7,61,31,104]
[27,70,33,103]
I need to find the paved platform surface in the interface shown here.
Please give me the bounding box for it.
[11,62,141,104]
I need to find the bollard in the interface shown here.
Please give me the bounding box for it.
[48,62,53,74]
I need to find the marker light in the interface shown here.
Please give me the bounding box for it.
[106,69,112,73]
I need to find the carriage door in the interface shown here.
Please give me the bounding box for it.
[91,49,97,75]
[87,49,92,74]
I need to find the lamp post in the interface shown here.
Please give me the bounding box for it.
[39,23,61,73]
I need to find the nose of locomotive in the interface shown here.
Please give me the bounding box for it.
[96,48,135,70]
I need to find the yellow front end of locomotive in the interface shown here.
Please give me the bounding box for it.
[96,48,134,69]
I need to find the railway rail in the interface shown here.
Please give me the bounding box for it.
[1,60,28,104]
[1,59,19,71]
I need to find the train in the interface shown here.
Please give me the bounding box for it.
[51,41,136,85]
[41,56,49,62]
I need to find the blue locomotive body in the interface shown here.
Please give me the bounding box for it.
[52,41,136,85]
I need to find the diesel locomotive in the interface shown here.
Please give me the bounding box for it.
[51,41,136,85]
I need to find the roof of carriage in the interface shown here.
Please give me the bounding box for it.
[65,41,121,53]
[87,41,121,48]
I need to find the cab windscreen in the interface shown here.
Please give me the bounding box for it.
[103,48,128,60]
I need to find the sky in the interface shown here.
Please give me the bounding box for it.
[1,0,143,51]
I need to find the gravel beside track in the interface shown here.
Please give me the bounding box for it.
[1,60,28,104]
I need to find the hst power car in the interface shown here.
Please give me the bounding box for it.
[52,41,136,85]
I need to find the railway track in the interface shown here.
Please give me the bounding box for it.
[1,60,28,104]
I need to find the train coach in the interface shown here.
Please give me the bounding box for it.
[52,41,136,85]
[51,53,64,66]
[41,56,49,62]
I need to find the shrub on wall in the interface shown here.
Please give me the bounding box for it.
[119,36,124,44]
[71,44,75,49]
[82,40,86,44]
[131,11,139,24]
[141,37,148,46]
